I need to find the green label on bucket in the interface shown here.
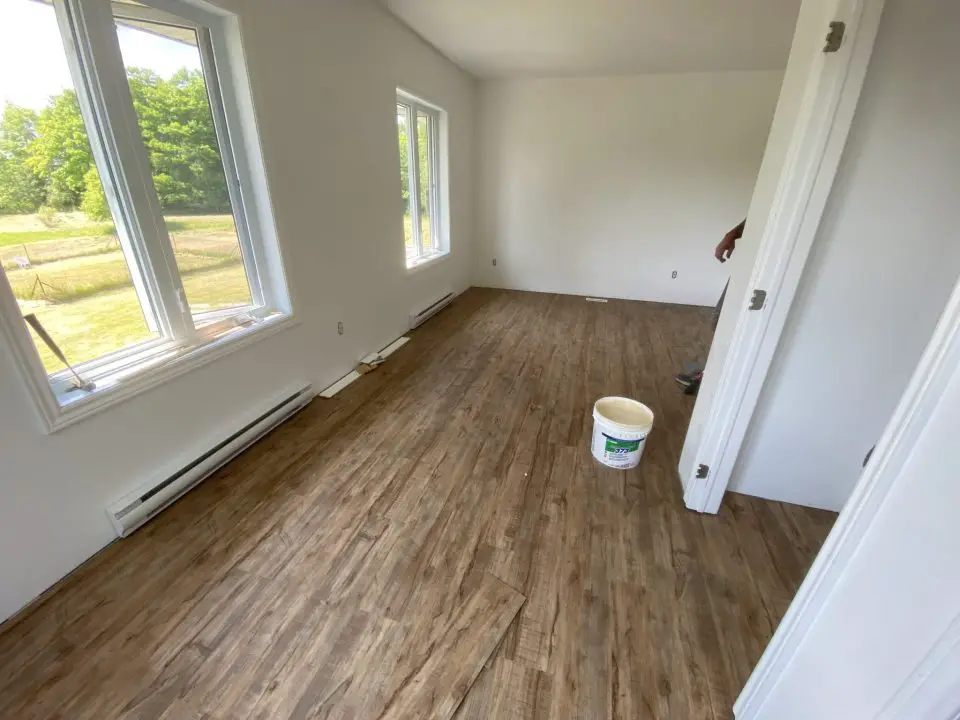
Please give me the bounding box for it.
[604,436,642,455]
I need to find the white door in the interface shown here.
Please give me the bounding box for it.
[678,0,887,513]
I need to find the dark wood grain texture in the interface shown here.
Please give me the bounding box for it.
[0,288,835,719]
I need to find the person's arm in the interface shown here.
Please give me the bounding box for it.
[715,219,746,263]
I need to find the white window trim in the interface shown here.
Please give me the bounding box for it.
[0,0,293,433]
[406,250,449,274]
[54,314,297,432]
[397,89,449,270]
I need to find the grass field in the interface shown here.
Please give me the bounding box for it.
[0,213,235,248]
[2,211,251,374]
[7,249,238,303]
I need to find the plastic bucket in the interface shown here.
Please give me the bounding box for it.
[591,397,654,469]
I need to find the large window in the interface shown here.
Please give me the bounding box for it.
[0,0,289,429]
[396,91,446,268]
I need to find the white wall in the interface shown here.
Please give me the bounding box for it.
[0,0,477,623]
[730,0,960,511]
[748,290,960,720]
[474,71,783,306]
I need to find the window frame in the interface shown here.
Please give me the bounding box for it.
[111,1,268,312]
[396,89,448,269]
[0,0,293,432]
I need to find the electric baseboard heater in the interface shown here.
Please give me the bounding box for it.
[106,385,313,537]
[410,291,454,329]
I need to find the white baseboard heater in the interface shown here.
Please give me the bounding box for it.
[106,385,313,538]
[410,291,455,329]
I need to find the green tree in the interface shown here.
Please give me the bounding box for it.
[0,104,44,214]
[398,121,410,211]
[416,117,429,212]
[0,68,230,216]
[127,67,228,212]
[27,90,93,210]
[80,165,110,220]
[396,114,430,215]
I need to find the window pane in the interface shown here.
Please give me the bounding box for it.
[396,103,415,264]
[0,0,159,374]
[113,12,254,318]
[416,111,435,255]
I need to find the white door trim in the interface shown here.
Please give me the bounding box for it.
[683,0,887,513]
[734,246,960,717]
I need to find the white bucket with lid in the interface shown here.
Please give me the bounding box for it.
[591,397,654,469]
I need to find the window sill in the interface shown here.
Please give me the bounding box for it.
[405,250,450,274]
[39,313,298,434]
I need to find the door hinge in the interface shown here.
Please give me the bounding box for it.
[749,289,767,311]
[823,20,846,53]
[695,464,710,480]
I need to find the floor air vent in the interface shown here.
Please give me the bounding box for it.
[410,291,454,329]
[106,385,313,537]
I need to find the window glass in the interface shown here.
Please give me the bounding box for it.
[0,0,158,374]
[113,12,254,319]
[416,111,434,255]
[396,95,444,268]
[396,102,416,265]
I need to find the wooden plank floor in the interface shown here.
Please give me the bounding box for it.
[0,288,836,720]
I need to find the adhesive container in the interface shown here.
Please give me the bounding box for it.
[591,397,654,469]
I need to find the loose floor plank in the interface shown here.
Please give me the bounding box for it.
[378,572,524,720]
[0,288,836,719]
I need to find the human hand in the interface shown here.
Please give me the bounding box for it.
[715,233,737,263]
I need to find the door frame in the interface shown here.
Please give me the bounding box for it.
[735,239,960,718]
[681,0,887,513]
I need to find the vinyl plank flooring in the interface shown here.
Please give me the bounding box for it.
[0,288,836,720]
[454,658,553,720]
[377,572,524,720]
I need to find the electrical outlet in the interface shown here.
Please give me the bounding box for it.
[337,321,344,335]
[492,258,497,266]
[672,270,678,279]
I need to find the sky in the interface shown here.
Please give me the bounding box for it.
[0,0,201,111]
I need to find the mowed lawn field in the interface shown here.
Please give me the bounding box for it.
[0,213,250,374]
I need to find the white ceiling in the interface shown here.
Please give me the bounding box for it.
[382,0,801,78]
